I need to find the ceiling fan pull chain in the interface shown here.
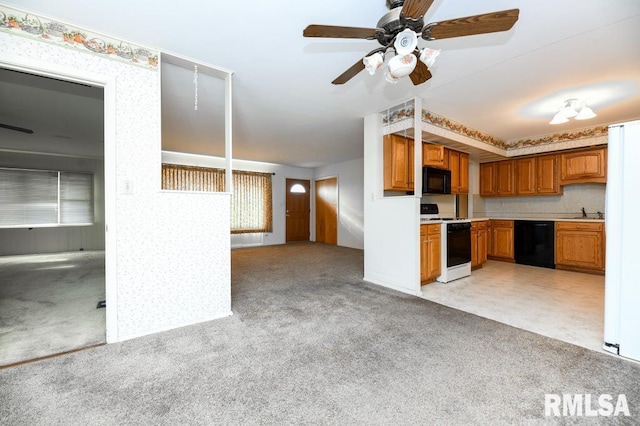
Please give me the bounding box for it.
[193,65,199,111]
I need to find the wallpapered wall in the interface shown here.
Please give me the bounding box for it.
[0,31,232,340]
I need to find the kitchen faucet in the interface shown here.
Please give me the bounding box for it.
[581,207,587,218]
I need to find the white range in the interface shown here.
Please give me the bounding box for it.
[420,203,472,283]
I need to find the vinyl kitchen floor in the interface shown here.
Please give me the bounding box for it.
[420,260,605,353]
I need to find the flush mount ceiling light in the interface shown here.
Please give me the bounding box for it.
[550,99,597,124]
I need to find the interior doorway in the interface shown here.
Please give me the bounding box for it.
[315,177,338,245]
[285,179,310,242]
[0,66,107,367]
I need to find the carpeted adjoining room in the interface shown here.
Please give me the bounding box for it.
[1,243,637,424]
[0,250,106,366]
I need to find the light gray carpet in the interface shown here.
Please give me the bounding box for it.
[0,251,106,366]
[1,243,638,425]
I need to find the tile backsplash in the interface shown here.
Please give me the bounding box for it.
[473,184,606,219]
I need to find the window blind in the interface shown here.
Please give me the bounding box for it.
[161,164,273,234]
[0,167,94,228]
[60,172,94,224]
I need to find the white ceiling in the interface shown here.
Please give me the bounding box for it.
[1,0,640,167]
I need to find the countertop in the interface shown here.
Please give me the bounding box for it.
[420,217,605,224]
[468,217,605,223]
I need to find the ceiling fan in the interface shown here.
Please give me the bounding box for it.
[303,0,519,85]
[0,123,34,134]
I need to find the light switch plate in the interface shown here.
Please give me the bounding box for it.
[121,179,134,195]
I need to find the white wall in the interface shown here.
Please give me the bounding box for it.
[0,151,105,255]
[1,26,231,341]
[314,158,364,250]
[363,113,421,296]
[162,151,314,247]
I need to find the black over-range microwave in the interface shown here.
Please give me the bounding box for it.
[422,166,452,194]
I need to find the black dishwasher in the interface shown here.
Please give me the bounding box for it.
[514,220,555,269]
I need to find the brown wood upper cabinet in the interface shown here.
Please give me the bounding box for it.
[383,134,414,191]
[449,150,469,194]
[479,162,497,196]
[423,144,448,169]
[480,160,515,196]
[560,147,607,185]
[536,154,561,195]
[515,157,536,195]
[496,160,515,196]
[483,153,562,197]
[514,155,561,196]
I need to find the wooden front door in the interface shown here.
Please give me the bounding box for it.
[315,177,338,245]
[285,179,310,242]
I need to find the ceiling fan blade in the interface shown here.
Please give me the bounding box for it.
[401,0,436,20]
[409,56,432,85]
[331,46,389,85]
[423,9,519,40]
[303,24,379,39]
[0,123,34,134]
[332,59,366,85]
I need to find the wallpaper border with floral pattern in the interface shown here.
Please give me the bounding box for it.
[0,4,159,70]
[384,104,608,152]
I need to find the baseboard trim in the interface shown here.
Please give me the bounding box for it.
[117,310,234,343]
[0,343,105,369]
[555,265,605,275]
[363,276,420,296]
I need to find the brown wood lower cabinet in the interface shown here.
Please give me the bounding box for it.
[420,224,441,283]
[471,221,489,269]
[555,222,605,273]
[488,220,514,261]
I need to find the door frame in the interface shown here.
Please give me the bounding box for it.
[314,175,339,245]
[1,53,117,343]
[285,178,311,242]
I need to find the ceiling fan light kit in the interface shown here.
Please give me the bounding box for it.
[364,52,385,75]
[550,99,597,124]
[394,29,418,55]
[419,47,440,68]
[385,68,401,84]
[388,53,417,78]
[303,0,520,86]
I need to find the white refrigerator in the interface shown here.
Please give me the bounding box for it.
[604,120,640,362]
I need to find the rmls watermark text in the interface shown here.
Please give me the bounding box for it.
[545,394,630,417]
